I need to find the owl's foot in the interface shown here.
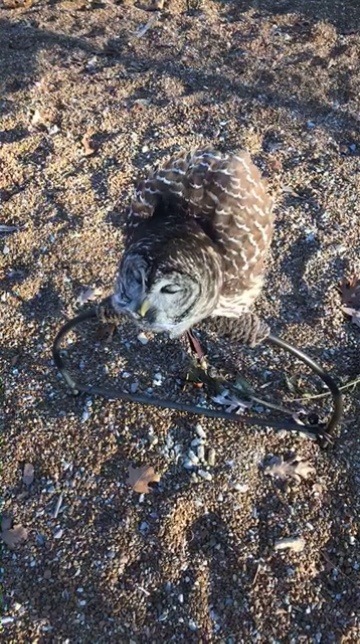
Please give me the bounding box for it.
[96,296,124,326]
[206,313,270,347]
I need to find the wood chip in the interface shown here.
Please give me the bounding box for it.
[274,537,305,553]
[81,129,97,156]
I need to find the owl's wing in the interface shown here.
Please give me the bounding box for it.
[125,147,274,265]
[124,148,193,236]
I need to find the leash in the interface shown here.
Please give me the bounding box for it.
[52,304,343,448]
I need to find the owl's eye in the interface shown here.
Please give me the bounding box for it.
[160,284,182,295]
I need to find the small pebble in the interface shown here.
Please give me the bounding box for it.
[197,444,205,461]
[130,382,139,393]
[53,528,63,540]
[35,533,46,546]
[153,373,163,386]
[137,332,148,345]
[188,450,199,464]
[81,409,90,423]
[207,448,216,466]
[232,483,249,493]
[195,424,206,439]
[183,459,195,470]
[141,144,149,153]
[1,617,15,625]
[3,245,10,255]
[198,469,212,481]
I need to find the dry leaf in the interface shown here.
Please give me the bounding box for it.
[126,465,161,494]
[293,460,316,480]
[264,455,315,483]
[95,322,116,342]
[274,537,305,553]
[30,108,47,130]
[77,286,103,305]
[1,514,12,531]
[342,306,360,328]
[212,389,252,414]
[81,129,97,156]
[23,462,34,486]
[1,525,28,549]
[339,275,360,308]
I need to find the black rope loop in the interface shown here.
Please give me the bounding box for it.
[52,299,343,448]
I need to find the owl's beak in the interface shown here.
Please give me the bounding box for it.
[138,299,151,318]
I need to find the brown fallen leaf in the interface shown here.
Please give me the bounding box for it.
[23,462,34,486]
[95,323,116,343]
[30,108,48,130]
[342,306,360,328]
[1,525,28,549]
[77,286,103,305]
[264,455,315,484]
[127,464,161,494]
[1,513,12,532]
[81,129,97,156]
[274,537,305,553]
[339,275,360,308]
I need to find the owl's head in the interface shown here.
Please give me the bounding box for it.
[112,234,222,338]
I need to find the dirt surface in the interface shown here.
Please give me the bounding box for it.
[1,0,360,641]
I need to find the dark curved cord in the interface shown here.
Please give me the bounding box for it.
[266,334,343,444]
[52,310,343,447]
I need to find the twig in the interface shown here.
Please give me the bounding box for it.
[293,376,360,402]
[53,494,64,519]
[252,562,261,586]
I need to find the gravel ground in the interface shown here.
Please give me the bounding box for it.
[1,0,360,641]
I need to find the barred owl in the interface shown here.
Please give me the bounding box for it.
[112,148,274,339]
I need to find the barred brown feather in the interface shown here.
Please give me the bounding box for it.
[112,148,274,338]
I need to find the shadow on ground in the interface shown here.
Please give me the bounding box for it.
[218,0,360,33]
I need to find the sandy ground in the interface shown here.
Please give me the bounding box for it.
[1,0,360,641]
